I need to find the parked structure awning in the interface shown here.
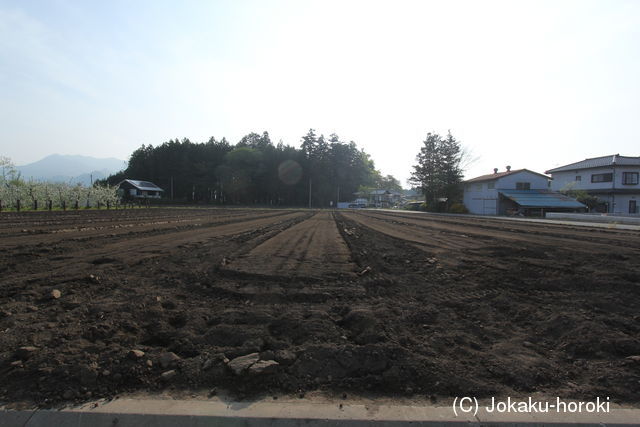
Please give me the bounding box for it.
[499,190,585,209]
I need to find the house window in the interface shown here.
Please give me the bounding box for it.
[516,182,531,190]
[622,172,639,185]
[487,182,495,189]
[591,173,613,183]
[475,183,482,190]
[575,176,581,181]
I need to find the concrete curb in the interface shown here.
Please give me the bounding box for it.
[2,398,639,426]
[545,212,640,226]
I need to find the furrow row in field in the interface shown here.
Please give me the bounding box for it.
[224,211,357,279]
[0,211,308,282]
[0,210,295,250]
[347,210,640,255]
[366,210,640,248]
[340,211,487,258]
[2,208,640,406]
[0,208,199,228]
[0,208,275,237]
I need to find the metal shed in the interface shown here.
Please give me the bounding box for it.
[499,189,586,215]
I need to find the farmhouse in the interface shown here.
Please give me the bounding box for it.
[117,179,164,199]
[463,167,585,215]
[546,154,640,215]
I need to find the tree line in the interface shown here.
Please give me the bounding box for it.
[103,130,400,207]
[2,130,469,212]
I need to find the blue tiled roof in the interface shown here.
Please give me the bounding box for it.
[499,190,585,209]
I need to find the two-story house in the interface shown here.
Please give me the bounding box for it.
[463,166,585,215]
[546,154,640,215]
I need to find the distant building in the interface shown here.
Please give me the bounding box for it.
[338,189,402,209]
[368,189,402,208]
[463,167,585,215]
[358,189,402,208]
[546,154,640,215]
[117,179,164,199]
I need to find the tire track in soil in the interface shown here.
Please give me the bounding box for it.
[224,211,357,279]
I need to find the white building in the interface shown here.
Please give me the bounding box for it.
[546,154,640,215]
[463,167,585,215]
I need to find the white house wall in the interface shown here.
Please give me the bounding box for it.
[549,166,640,214]
[495,171,549,190]
[463,184,499,215]
[613,194,640,214]
[550,167,640,192]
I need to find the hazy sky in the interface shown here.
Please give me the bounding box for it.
[1,0,639,184]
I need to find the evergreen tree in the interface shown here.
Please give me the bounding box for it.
[410,131,465,209]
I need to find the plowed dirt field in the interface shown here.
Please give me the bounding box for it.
[1,208,639,406]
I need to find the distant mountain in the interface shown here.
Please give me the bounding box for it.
[16,154,126,186]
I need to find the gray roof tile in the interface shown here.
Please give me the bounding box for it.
[546,155,640,174]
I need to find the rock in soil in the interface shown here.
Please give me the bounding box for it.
[160,370,177,381]
[159,352,181,368]
[248,360,279,375]
[227,353,260,375]
[128,349,145,359]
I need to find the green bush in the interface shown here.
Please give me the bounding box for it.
[448,203,468,214]
[403,202,426,211]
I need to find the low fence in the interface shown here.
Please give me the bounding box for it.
[545,212,640,225]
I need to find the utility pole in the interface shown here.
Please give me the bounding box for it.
[308,178,312,209]
[170,176,174,201]
[611,154,617,214]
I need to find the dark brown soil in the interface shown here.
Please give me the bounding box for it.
[1,208,639,407]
